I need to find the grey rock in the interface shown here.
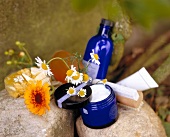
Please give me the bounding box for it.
[76,101,167,137]
[0,89,74,137]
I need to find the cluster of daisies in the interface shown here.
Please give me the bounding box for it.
[65,65,89,98]
[65,49,100,97]
[9,48,100,115]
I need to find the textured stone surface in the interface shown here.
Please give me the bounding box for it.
[0,89,74,137]
[0,0,103,90]
[76,101,167,137]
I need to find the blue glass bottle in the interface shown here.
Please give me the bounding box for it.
[83,18,114,80]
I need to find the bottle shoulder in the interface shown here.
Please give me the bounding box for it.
[87,35,114,47]
[88,35,113,43]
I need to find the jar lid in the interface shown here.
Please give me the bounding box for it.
[101,18,114,27]
[54,83,92,109]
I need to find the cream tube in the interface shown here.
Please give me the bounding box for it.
[117,67,159,91]
[106,82,139,101]
[92,79,139,101]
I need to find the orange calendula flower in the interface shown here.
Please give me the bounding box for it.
[24,80,50,115]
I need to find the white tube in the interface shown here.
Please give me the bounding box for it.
[92,79,139,101]
[106,82,139,101]
[117,67,159,91]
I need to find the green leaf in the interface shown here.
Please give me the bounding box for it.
[162,121,170,137]
[112,33,125,44]
[158,107,168,121]
[119,0,170,28]
[103,0,124,21]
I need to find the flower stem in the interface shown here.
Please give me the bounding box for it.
[84,59,92,73]
[16,62,33,66]
[47,57,70,69]
[50,86,55,96]
[22,47,33,66]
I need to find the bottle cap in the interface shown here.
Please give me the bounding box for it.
[101,18,114,27]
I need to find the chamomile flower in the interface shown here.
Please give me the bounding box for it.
[71,71,83,85]
[90,49,100,65]
[66,86,76,96]
[82,73,89,83]
[101,79,107,85]
[77,88,86,97]
[14,75,24,83]
[65,65,77,83]
[35,57,53,77]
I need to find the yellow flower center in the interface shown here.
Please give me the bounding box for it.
[72,72,80,80]
[66,70,73,77]
[78,90,85,97]
[41,63,48,70]
[94,54,99,60]
[68,88,75,94]
[102,79,107,84]
[83,74,89,82]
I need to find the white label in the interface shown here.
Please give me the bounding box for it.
[82,60,99,79]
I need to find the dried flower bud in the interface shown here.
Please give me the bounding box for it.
[19,51,25,57]
[15,41,21,46]
[4,51,9,55]
[8,49,14,56]
[6,61,12,65]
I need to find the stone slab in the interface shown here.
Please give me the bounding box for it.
[0,89,74,137]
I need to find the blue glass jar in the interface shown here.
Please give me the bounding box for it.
[83,18,114,79]
[80,84,118,129]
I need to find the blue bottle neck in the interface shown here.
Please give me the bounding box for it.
[97,24,112,38]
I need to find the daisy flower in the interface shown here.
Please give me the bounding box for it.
[14,75,24,83]
[101,79,107,85]
[77,88,86,97]
[90,49,100,65]
[82,73,89,83]
[24,80,50,116]
[66,86,76,96]
[71,71,83,85]
[65,65,77,83]
[35,57,53,77]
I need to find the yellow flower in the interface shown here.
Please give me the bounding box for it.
[24,80,50,116]
[71,71,83,85]
[90,49,100,65]
[82,73,89,82]
[67,86,76,95]
[102,79,107,84]
[35,57,53,77]
[77,88,86,97]
[65,65,77,83]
